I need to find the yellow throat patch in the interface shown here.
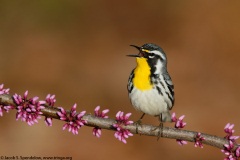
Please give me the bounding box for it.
[133,57,152,90]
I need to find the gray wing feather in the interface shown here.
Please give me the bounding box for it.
[163,72,175,109]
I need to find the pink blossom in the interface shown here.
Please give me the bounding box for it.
[221,123,240,159]
[194,132,205,148]
[13,91,45,126]
[172,113,186,129]
[235,146,240,158]
[114,111,134,126]
[94,106,109,118]
[177,139,188,146]
[0,105,14,117]
[113,111,133,143]
[57,104,87,135]
[45,117,52,126]
[221,141,234,155]
[45,94,56,107]
[0,84,10,95]
[92,106,109,138]
[57,107,68,121]
[224,123,239,142]
[221,140,240,160]
[171,113,187,146]
[0,84,13,116]
[93,127,102,138]
[44,94,56,126]
[114,128,133,144]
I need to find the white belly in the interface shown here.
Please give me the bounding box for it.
[129,87,168,116]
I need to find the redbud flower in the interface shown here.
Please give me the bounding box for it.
[172,113,186,129]
[171,112,187,146]
[92,106,109,138]
[57,104,87,135]
[114,128,133,144]
[221,141,234,156]
[177,139,188,146]
[235,146,240,158]
[44,94,56,126]
[0,84,10,95]
[113,111,133,144]
[221,140,240,160]
[194,132,205,148]
[0,84,13,116]
[114,111,134,126]
[93,127,101,138]
[221,123,240,160]
[45,94,56,107]
[57,107,68,121]
[224,123,239,142]
[94,106,109,118]
[0,105,14,117]
[224,154,235,160]
[13,91,45,126]
[45,117,52,126]
[225,123,234,135]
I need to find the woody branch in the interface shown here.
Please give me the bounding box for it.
[0,93,236,150]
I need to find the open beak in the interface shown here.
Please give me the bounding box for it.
[127,45,141,57]
[130,45,141,50]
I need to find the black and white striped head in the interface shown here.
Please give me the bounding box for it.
[128,43,168,73]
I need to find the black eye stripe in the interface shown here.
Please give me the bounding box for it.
[149,53,154,56]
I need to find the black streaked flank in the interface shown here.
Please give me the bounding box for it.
[156,86,163,96]
[167,85,174,97]
[127,70,135,93]
[165,91,174,109]
[160,80,166,89]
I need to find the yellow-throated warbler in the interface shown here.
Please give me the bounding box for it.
[127,43,174,124]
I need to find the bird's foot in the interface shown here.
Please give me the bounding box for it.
[157,122,163,141]
[151,122,163,141]
[134,119,142,134]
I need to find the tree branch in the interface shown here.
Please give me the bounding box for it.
[0,94,236,150]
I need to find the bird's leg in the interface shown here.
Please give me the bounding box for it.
[157,114,163,140]
[151,114,164,140]
[135,113,145,134]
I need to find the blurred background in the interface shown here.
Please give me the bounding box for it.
[0,0,240,159]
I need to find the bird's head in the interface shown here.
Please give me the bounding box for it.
[128,43,167,61]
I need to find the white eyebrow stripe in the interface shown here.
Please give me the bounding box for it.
[149,50,166,60]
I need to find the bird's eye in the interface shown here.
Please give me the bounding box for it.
[148,53,155,58]
[149,53,154,56]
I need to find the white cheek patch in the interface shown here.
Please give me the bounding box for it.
[154,60,163,74]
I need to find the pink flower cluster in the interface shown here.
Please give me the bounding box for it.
[0,84,13,116]
[172,113,205,148]
[221,123,240,160]
[57,104,87,135]
[0,84,133,143]
[172,112,186,129]
[13,91,45,126]
[92,106,109,138]
[44,94,56,126]
[113,111,133,144]
[0,84,10,95]
[194,132,205,148]
[171,112,188,146]
[224,123,239,141]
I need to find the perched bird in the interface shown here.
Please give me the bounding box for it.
[127,43,174,126]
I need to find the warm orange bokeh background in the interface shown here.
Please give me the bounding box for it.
[0,1,240,159]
